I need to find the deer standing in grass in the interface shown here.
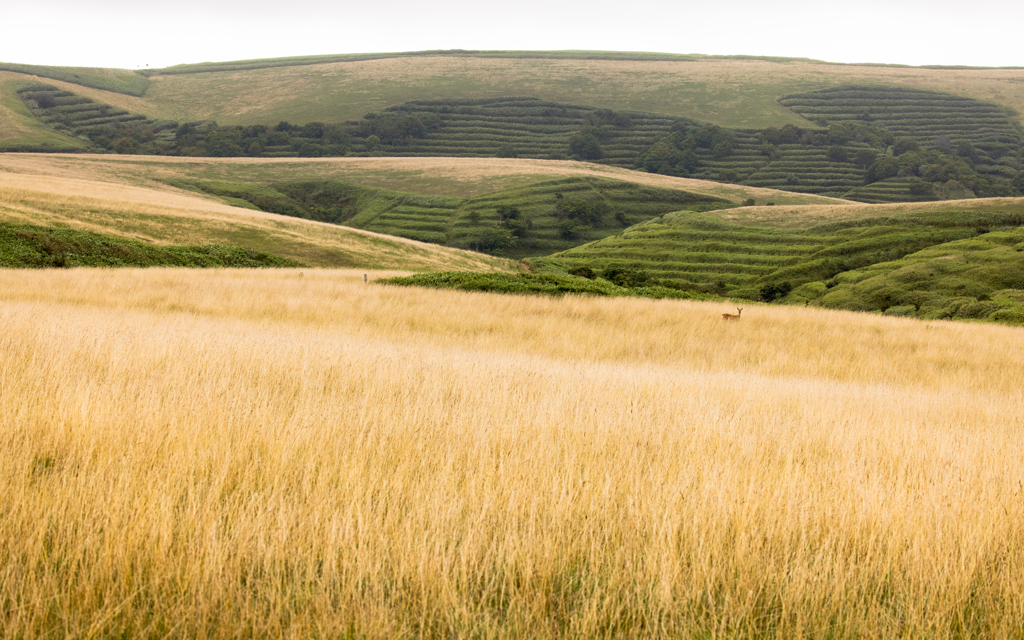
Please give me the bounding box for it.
[722,307,743,321]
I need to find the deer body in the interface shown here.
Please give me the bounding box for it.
[722,307,743,320]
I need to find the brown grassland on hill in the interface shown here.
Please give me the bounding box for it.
[2,268,1023,637]
[0,167,513,271]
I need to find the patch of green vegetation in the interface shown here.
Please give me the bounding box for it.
[379,271,722,300]
[0,223,304,268]
[789,227,1024,324]
[533,207,1024,309]
[169,175,731,259]
[0,63,148,96]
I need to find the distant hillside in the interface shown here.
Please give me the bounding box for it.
[0,62,147,95]
[4,52,1024,207]
[4,51,1024,131]
[134,53,1024,131]
[7,75,1023,203]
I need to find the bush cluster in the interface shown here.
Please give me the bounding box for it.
[0,223,304,269]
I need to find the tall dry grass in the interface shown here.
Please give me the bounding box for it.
[2,268,1023,638]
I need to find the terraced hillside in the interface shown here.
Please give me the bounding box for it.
[780,86,1022,156]
[533,199,1024,324]
[778,85,1023,201]
[119,53,1024,129]
[171,175,732,259]
[12,83,177,153]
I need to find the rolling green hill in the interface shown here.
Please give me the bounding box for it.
[529,199,1024,324]
[793,229,1024,323]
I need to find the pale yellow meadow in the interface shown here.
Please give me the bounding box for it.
[2,268,1023,638]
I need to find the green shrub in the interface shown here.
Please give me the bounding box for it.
[568,265,596,279]
[759,281,792,302]
[988,307,1024,325]
[0,223,303,269]
[379,272,719,301]
[884,305,918,317]
[820,288,877,311]
[955,300,1004,319]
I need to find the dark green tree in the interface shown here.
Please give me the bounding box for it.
[569,132,603,160]
[854,149,878,169]
[779,124,803,144]
[828,145,849,162]
[892,137,921,156]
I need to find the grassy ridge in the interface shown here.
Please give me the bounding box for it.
[146,50,712,75]
[0,222,304,268]
[0,62,148,96]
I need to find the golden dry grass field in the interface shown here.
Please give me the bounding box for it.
[3,268,1024,638]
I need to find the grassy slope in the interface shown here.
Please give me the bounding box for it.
[0,63,147,95]
[0,73,88,150]
[0,154,844,263]
[4,53,1024,146]
[536,197,1024,323]
[173,175,739,259]
[0,166,513,272]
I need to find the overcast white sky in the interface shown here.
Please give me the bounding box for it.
[2,0,1021,70]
